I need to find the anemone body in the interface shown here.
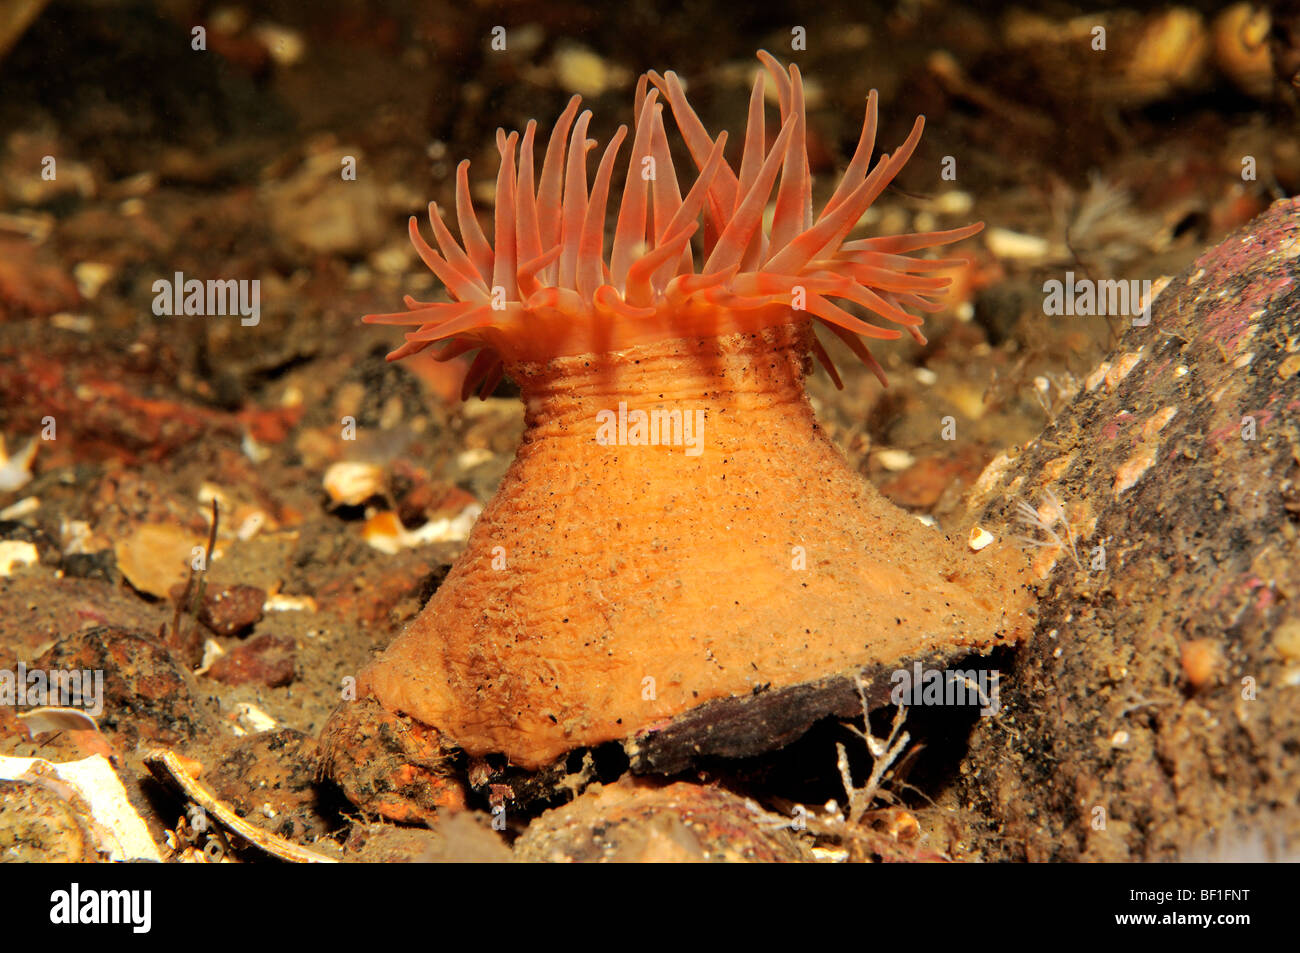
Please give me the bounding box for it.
[359,53,1033,770]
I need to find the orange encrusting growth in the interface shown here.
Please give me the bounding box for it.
[358,53,1033,771]
[364,51,982,398]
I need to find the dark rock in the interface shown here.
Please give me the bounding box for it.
[59,550,120,585]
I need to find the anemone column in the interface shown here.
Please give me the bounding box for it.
[357,52,1034,770]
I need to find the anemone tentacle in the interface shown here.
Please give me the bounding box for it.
[364,51,983,397]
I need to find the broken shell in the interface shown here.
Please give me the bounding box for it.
[0,496,39,521]
[968,526,996,551]
[231,702,279,735]
[0,435,37,492]
[876,449,917,472]
[323,461,385,506]
[1124,8,1210,101]
[1213,4,1272,98]
[263,591,318,613]
[144,748,335,863]
[0,540,39,576]
[17,707,99,736]
[114,523,204,598]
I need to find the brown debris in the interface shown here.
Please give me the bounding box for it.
[0,237,80,320]
[204,729,335,844]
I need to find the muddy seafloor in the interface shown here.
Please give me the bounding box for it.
[0,0,1297,862]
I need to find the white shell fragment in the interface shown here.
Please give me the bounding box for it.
[263,592,318,613]
[0,496,39,521]
[968,526,997,551]
[0,436,37,492]
[17,707,99,736]
[232,702,279,735]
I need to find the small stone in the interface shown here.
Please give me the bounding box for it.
[514,779,810,863]
[206,634,296,687]
[1273,620,1300,662]
[1277,354,1300,381]
[60,550,119,585]
[198,584,266,637]
[36,628,218,749]
[72,262,114,299]
[1181,638,1221,690]
[875,448,916,472]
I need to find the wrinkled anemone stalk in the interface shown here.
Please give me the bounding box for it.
[359,52,1033,771]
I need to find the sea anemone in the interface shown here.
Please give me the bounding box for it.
[354,52,1034,772]
[365,51,981,394]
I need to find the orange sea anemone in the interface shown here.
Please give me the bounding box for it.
[365,50,982,396]
[353,52,1034,773]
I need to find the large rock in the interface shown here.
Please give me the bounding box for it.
[956,198,1300,861]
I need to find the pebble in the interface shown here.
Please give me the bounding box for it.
[72,262,114,299]
[207,634,296,688]
[985,227,1050,262]
[552,44,628,97]
[198,584,266,637]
